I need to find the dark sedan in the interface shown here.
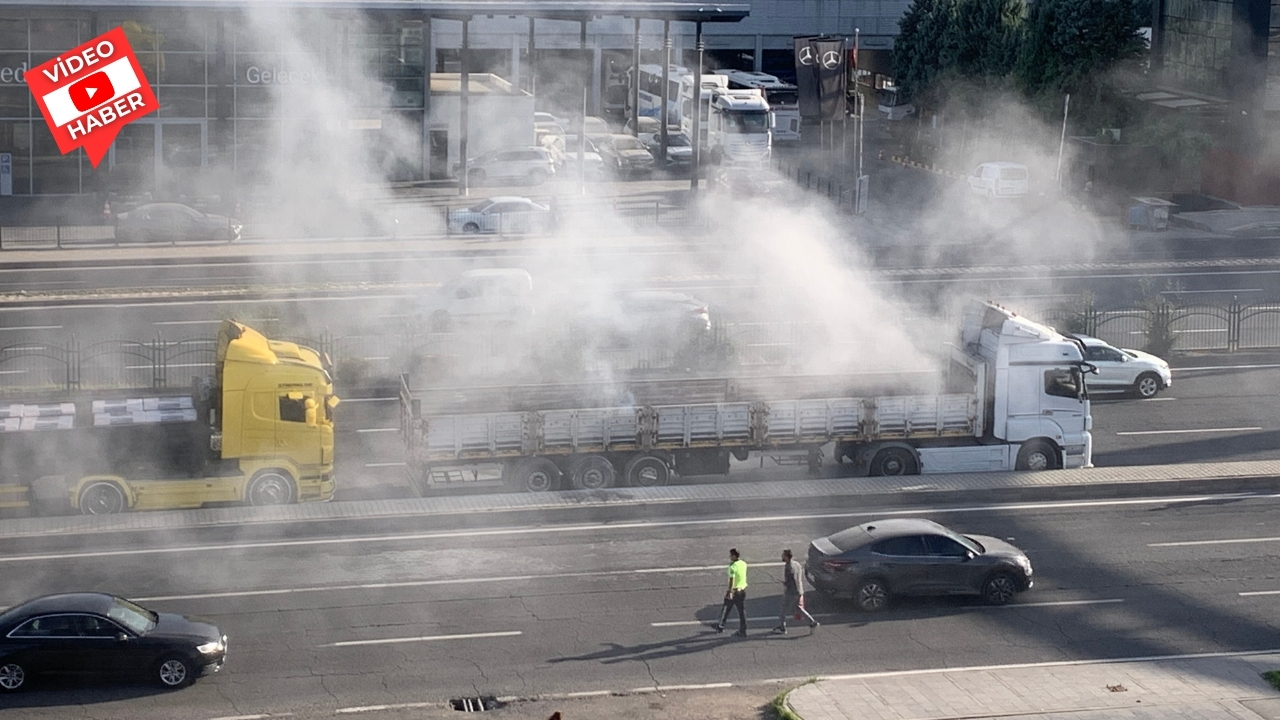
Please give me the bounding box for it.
[0,593,226,692]
[805,518,1034,611]
[115,203,242,243]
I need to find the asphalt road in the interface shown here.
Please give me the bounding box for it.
[3,491,1280,719]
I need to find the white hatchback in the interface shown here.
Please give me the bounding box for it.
[455,147,556,186]
[968,162,1029,199]
[1076,335,1172,398]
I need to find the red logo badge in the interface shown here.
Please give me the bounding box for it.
[25,26,159,168]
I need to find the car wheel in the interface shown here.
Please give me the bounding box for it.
[506,458,561,493]
[1133,372,1162,399]
[528,168,548,185]
[982,572,1019,605]
[155,655,194,689]
[462,222,480,235]
[79,481,126,515]
[624,454,670,487]
[570,455,616,490]
[1016,440,1058,471]
[247,470,295,506]
[854,578,890,612]
[0,661,26,692]
[870,447,918,476]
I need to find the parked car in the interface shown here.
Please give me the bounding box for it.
[1074,335,1172,398]
[804,518,1034,611]
[624,116,662,144]
[447,196,551,235]
[453,147,556,185]
[967,162,1029,199]
[645,132,693,167]
[562,135,605,178]
[0,592,227,692]
[595,134,655,177]
[424,268,535,331]
[114,203,242,242]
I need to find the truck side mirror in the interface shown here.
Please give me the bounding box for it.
[769,112,776,129]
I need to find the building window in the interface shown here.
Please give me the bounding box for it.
[31,122,78,194]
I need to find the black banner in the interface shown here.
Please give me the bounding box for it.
[811,38,847,121]
[792,35,821,121]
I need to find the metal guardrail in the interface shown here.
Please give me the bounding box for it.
[4,302,1279,393]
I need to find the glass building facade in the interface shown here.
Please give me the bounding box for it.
[0,10,427,197]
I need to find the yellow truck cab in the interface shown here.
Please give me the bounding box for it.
[0,321,336,515]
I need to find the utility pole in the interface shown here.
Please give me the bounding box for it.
[1055,93,1071,188]
[690,21,704,195]
[458,17,470,197]
[631,17,641,136]
[660,20,671,166]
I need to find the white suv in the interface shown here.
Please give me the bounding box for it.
[455,148,556,186]
[1076,335,1172,398]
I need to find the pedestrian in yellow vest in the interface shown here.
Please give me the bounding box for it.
[714,548,749,637]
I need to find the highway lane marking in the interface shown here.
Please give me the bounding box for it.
[1173,364,1280,371]
[650,599,1126,626]
[1151,535,1280,547]
[209,715,292,720]
[1116,427,1262,436]
[125,362,211,370]
[1240,590,1280,596]
[630,682,733,693]
[337,397,396,403]
[152,319,223,325]
[0,325,62,331]
[1139,397,1176,402]
[8,492,1280,563]
[1162,288,1263,294]
[355,427,398,433]
[135,565,723,603]
[338,703,437,715]
[364,462,406,468]
[327,630,521,647]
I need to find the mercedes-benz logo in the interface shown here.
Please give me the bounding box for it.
[821,50,841,69]
[798,46,815,65]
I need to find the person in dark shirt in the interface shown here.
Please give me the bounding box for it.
[774,548,818,634]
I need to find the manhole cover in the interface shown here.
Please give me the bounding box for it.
[450,696,502,712]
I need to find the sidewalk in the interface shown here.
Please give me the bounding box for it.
[786,650,1280,720]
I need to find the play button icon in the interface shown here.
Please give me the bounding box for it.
[68,71,114,113]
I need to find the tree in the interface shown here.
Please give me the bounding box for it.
[892,0,957,104]
[1015,0,1147,97]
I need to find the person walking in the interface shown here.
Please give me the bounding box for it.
[774,549,818,634]
[714,548,749,637]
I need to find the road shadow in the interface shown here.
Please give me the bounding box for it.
[1095,429,1280,466]
[0,674,172,709]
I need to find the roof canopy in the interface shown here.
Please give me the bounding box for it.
[0,0,750,22]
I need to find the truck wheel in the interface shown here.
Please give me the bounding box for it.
[247,470,296,506]
[624,455,670,487]
[79,481,126,515]
[870,448,918,476]
[570,456,616,490]
[1016,440,1058,471]
[507,458,560,493]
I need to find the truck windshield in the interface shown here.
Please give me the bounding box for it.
[766,90,798,107]
[726,111,770,134]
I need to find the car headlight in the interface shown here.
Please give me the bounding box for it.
[197,640,224,654]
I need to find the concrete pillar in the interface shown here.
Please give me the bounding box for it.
[528,17,536,96]
[754,34,763,72]
[631,17,641,135]
[427,14,437,181]
[591,40,602,116]
[660,20,670,164]
[511,35,521,89]
[459,17,470,197]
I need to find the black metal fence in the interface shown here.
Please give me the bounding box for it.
[1031,301,1280,353]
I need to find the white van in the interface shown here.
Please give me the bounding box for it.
[968,162,1029,198]
[426,268,535,331]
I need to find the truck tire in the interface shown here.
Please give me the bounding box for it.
[870,447,918,476]
[624,454,670,487]
[1015,440,1058,471]
[506,458,560,493]
[570,456,616,490]
[78,481,126,515]
[247,470,296,506]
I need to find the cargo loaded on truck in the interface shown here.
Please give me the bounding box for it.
[0,321,338,515]
[399,302,1093,493]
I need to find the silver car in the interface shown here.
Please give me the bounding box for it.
[454,147,556,186]
[1075,335,1172,398]
[446,197,551,235]
[596,134,655,177]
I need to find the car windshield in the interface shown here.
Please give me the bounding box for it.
[961,535,986,554]
[466,201,494,213]
[108,597,158,634]
[614,137,646,151]
[726,111,770,134]
[665,135,691,147]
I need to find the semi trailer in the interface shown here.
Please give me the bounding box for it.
[398,302,1093,494]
